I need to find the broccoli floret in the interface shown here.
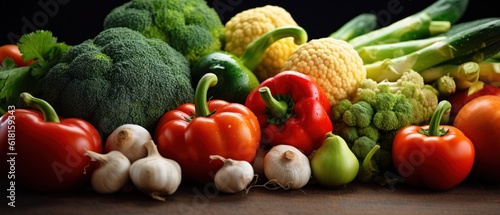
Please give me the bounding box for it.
[383,70,439,124]
[331,98,352,121]
[357,125,380,143]
[39,27,194,140]
[351,136,377,160]
[103,0,225,65]
[343,100,374,127]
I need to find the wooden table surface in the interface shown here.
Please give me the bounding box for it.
[2,177,499,215]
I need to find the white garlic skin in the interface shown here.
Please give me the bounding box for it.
[86,150,131,194]
[263,144,311,189]
[129,140,182,201]
[105,124,151,163]
[212,155,254,193]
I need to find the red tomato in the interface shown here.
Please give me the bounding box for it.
[453,95,500,182]
[448,84,500,123]
[0,44,34,67]
[392,101,475,190]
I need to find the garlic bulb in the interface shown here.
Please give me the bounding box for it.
[129,140,182,201]
[210,155,254,193]
[85,150,131,194]
[263,144,311,189]
[105,124,151,163]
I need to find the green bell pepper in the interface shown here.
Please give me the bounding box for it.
[191,26,308,104]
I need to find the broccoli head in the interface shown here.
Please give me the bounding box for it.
[39,27,194,139]
[103,0,225,65]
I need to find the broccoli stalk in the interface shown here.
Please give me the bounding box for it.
[364,18,500,82]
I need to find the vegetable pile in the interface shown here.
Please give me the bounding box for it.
[1,0,500,201]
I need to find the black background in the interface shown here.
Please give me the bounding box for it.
[0,0,497,46]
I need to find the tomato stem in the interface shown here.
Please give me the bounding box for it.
[194,73,218,117]
[20,92,60,123]
[422,100,451,136]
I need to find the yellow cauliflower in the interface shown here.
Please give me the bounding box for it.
[282,38,366,106]
[224,5,300,81]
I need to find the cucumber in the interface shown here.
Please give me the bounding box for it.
[329,13,378,41]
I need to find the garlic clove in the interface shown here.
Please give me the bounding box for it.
[85,150,131,194]
[210,155,255,193]
[263,145,311,190]
[105,124,152,163]
[129,140,182,201]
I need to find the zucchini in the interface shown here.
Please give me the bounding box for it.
[364,18,500,82]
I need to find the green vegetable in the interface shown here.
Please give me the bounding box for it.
[420,61,480,90]
[364,18,500,82]
[348,13,449,50]
[432,75,456,98]
[416,0,469,24]
[478,61,500,85]
[357,36,446,64]
[39,27,194,139]
[329,13,378,41]
[191,26,307,104]
[331,70,439,182]
[310,132,360,187]
[103,0,225,65]
[348,0,469,50]
[0,30,71,113]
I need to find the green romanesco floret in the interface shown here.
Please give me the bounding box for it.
[39,27,194,140]
[103,0,225,65]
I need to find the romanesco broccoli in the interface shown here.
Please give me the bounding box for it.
[103,0,225,65]
[39,27,194,140]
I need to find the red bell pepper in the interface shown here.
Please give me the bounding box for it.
[0,93,102,192]
[245,70,333,155]
[392,100,475,190]
[155,73,261,183]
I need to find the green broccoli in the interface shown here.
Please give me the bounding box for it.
[103,0,225,65]
[39,27,194,140]
[378,69,439,125]
[331,70,439,183]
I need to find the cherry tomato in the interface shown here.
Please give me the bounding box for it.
[0,44,34,67]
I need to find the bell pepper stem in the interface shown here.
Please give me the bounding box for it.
[239,26,308,71]
[194,73,218,117]
[20,92,60,123]
[423,100,452,136]
[258,87,288,119]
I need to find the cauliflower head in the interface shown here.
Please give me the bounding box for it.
[282,37,367,106]
[103,0,225,65]
[224,5,300,81]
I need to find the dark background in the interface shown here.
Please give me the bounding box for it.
[0,0,497,46]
